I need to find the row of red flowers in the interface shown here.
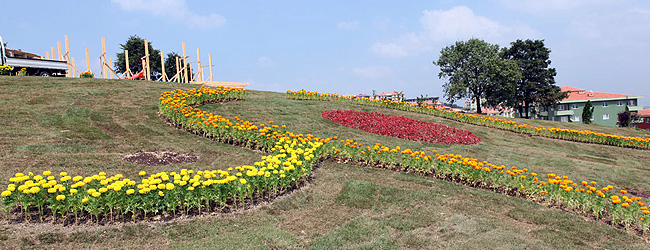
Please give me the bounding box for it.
[322,110,481,145]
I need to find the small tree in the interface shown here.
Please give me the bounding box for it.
[618,105,632,127]
[582,100,594,124]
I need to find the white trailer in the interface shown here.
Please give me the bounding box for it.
[0,35,68,77]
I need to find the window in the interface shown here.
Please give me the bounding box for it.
[603,102,609,107]
[558,104,568,111]
[628,100,636,106]
[646,118,650,123]
[603,114,610,120]
[572,116,580,122]
[560,116,569,122]
[617,101,623,106]
[571,104,579,109]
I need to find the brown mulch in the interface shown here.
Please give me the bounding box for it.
[122,151,198,166]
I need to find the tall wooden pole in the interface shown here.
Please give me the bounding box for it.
[85,48,90,72]
[144,39,150,81]
[108,58,113,79]
[175,56,181,83]
[101,37,107,79]
[125,49,130,78]
[160,50,166,82]
[46,52,50,60]
[196,48,202,82]
[72,57,77,77]
[182,42,188,83]
[51,47,55,61]
[65,35,70,77]
[57,41,63,61]
[208,54,213,81]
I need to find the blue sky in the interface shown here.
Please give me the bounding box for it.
[2,0,650,107]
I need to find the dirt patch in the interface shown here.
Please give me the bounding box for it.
[123,151,198,166]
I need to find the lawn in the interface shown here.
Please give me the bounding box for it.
[0,76,648,249]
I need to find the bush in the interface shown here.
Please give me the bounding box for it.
[80,71,94,78]
[0,65,12,75]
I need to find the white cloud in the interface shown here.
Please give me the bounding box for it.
[111,0,226,29]
[371,43,408,58]
[566,7,650,47]
[371,6,539,58]
[337,21,359,30]
[420,6,502,42]
[498,0,618,14]
[256,57,275,67]
[347,66,392,78]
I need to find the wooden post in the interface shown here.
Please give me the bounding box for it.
[208,53,213,81]
[85,48,90,72]
[65,35,71,77]
[57,41,63,61]
[160,50,167,82]
[72,57,77,77]
[46,51,50,60]
[144,39,150,81]
[182,42,188,83]
[101,37,107,79]
[196,48,202,82]
[108,58,113,79]
[51,47,55,61]
[125,49,131,78]
[175,56,181,83]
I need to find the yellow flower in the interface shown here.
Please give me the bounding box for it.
[139,171,146,176]
[43,171,52,176]
[158,191,164,197]
[82,197,89,204]
[126,189,135,195]
[92,192,100,197]
[240,178,247,185]
[56,195,65,201]
[1,190,10,197]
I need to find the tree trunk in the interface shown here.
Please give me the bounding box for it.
[476,96,482,114]
[524,103,530,119]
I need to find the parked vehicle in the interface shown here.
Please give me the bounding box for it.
[0,35,68,77]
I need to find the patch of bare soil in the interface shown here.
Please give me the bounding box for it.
[123,151,198,166]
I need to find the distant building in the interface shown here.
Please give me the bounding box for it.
[536,86,643,127]
[481,107,516,118]
[638,109,650,131]
[354,94,371,98]
[376,92,403,101]
[405,96,439,104]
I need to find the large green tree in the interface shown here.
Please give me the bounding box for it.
[434,38,519,114]
[114,35,162,76]
[500,39,567,118]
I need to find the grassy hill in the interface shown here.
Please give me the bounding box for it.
[0,76,649,249]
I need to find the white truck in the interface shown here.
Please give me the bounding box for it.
[0,35,68,77]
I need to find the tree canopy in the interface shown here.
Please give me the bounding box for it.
[434,38,520,114]
[114,35,162,75]
[500,39,567,118]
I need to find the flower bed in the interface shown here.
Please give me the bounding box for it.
[1,86,649,234]
[1,86,326,223]
[288,90,650,150]
[322,110,480,145]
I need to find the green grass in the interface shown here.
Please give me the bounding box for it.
[0,76,649,249]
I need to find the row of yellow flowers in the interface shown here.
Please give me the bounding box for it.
[1,86,326,223]
[1,86,648,232]
[286,90,650,150]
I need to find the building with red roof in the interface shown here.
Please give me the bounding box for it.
[375,91,403,101]
[537,86,643,127]
[638,109,650,131]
